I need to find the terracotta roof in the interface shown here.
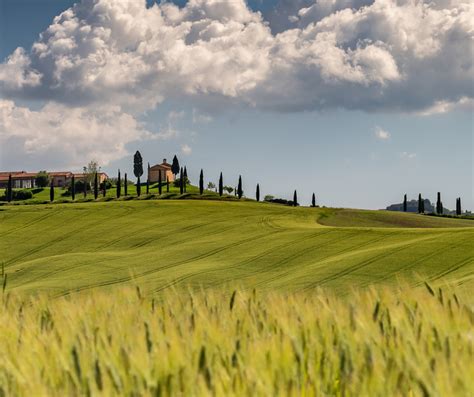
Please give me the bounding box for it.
[0,172,37,181]
[150,163,171,170]
[49,171,73,176]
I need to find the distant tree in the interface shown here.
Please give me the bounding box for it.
[418,194,423,214]
[183,167,188,193]
[35,171,49,188]
[103,176,107,197]
[179,167,184,194]
[94,172,99,199]
[264,195,274,202]
[71,175,76,201]
[158,170,162,195]
[83,160,100,188]
[83,176,87,198]
[207,182,215,190]
[293,190,298,207]
[311,193,316,207]
[146,163,150,195]
[134,151,143,197]
[124,173,128,196]
[224,186,234,194]
[199,169,204,195]
[436,192,443,215]
[237,176,243,199]
[7,174,12,203]
[171,155,180,180]
[50,180,54,202]
[166,175,170,193]
[403,194,407,212]
[117,170,121,199]
[218,173,223,196]
[456,197,462,216]
[256,184,260,202]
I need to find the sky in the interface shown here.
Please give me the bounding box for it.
[0,0,472,210]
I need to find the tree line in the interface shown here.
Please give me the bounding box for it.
[402,192,463,216]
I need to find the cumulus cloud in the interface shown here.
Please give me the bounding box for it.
[374,126,390,140]
[0,0,471,114]
[0,100,151,169]
[181,144,192,155]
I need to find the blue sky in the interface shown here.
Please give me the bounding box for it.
[0,0,472,210]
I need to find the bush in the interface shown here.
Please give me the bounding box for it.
[173,177,190,187]
[0,189,33,201]
[264,196,297,206]
[100,180,112,190]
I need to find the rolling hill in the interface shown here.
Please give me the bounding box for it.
[1,200,473,296]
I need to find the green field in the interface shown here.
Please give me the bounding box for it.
[1,199,473,296]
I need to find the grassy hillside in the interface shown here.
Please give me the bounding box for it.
[1,200,473,296]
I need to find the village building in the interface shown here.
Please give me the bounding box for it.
[0,171,108,189]
[148,159,175,182]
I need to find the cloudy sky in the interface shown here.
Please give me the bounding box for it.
[0,0,472,209]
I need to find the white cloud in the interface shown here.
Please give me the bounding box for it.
[400,151,417,159]
[0,100,150,169]
[374,126,391,140]
[0,0,471,114]
[181,144,192,155]
[192,109,213,124]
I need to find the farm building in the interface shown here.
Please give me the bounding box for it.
[148,159,175,182]
[0,171,108,188]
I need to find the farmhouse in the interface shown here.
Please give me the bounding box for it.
[0,171,108,189]
[148,159,175,182]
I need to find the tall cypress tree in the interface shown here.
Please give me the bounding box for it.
[124,173,128,196]
[83,174,87,198]
[219,172,223,196]
[256,184,260,202]
[166,176,170,193]
[457,197,462,216]
[312,193,316,207]
[293,190,298,207]
[117,170,121,199]
[183,167,188,193]
[50,180,54,202]
[171,155,180,181]
[403,194,407,212]
[71,175,76,201]
[158,170,162,195]
[436,192,443,215]
[134,151,143,197]
[179,167,184,194]
[103,177,107,197]
[418,194,423,214]
[94,172,98,199]
[199,169,204,195]
[237,175,243,199]
[7,174,12,203]
[146,178,150,195]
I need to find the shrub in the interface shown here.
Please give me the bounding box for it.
[0,189,33,201]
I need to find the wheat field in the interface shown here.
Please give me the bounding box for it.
[1,283,473,396]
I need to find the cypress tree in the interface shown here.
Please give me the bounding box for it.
[457,197,462,216]
[146,178,150,195]
[83,174,87,198]
[293,190,298,207]
[94,172,98,199]
[403,194,407,212]
[312,193,316,208]
[124,173,128,196]
[218,172,223,196]
[71,175,76,201]
[199,169,204,195]
[50,180,54,202]
[256,184,260,202]
[7,174,12,203]
[117,170,121,199]
[179,167,184,194]
[166,176,170,193]
[158,170,162,195]
[183,167,188,193]
[237,175,242,199]
[134,151,143,197]
[436,192,443,215]
[103,177,107,198]
[171,155,180,181]
[418,194,423,214]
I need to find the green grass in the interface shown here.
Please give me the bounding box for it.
[1,200,473,296]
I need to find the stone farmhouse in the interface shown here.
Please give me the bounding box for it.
[148,159,175,183]
[0,171,108,189]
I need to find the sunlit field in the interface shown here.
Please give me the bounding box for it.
[0,284,473,396]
